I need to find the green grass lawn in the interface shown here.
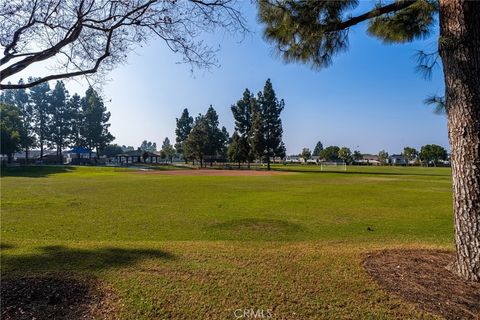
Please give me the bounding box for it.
[1,165,453,319]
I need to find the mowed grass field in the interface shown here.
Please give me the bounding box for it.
[1,165,453,319]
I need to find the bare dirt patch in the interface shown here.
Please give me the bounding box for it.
[133,169,290,176]
[1,274,119,320]
[364,249,480,320]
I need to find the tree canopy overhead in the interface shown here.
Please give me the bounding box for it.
[0,0,246,89]
[258,0,437,69]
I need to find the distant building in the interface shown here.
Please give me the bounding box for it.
[388,154,406,165]
[285,155,301,163]
[357,154,381,165]
[306,156,320,164]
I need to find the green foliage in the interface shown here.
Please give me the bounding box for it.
[219,126,230,158]
[80,87,114,154]
[378,150,389,164]
[0,103,23,159]
[251,79,285,169]
[49,81,76,155]
[183,115,210,165]
[204,105,226,158]
[313,141,324,156]
[227,131,249,164]
[258,0,357,69]
[319,146,340,161]
[69,93,84,148]
[403,147,418,162]
[100,144,123,157]
[140,140,157,152]
[258,0,437,69]
[28,78,51,153]
[367,0,437,44]
[1,79,36,153]
[301,147,311,161]
[424,95,446,115]
[231,89,256,163]
[175,108,193,155]
[231,89,255,137]
[338,147,352,164]
[419,144,448,166]
[161,137,175,162]
[353,150,362,161]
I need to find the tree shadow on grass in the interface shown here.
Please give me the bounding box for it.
[0,166,77,178]
[2,245,175,273]
[0,243,15,250]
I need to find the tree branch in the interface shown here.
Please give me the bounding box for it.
[326,0,418,32]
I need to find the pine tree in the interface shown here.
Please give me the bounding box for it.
[50,81,74,162]
[183,115,209,167]
[250,100,266,166]
[228,131,249,168]
[258,0,480,281]
[175,108,193,162]
[80,87,114,157]
[204,105,225,165]
[220,126,230,159]
[313,141,324,157]
[29,78,51,159]
[231,89,256,167]
[254,79,285,170]
[69,93,84,148]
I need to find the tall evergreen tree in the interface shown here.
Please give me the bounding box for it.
[49,81,74,162]
[219,126,230,160]
[80,87,114,157]
[14,79,35,162]
[231,89,256,167]
[175,108,193,162]
[252,79,285,170]
[28,78,51,159]
[183,115,209,167]
[228,131,249,168]
[313,141,324,157]
[258,0,480,281]
[69,93,84,148]
[204,105,226,165]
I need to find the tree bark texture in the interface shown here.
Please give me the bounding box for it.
[439,0,480,281]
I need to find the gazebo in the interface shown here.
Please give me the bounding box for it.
[115,150,161,165]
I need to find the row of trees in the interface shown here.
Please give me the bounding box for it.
[176,106,229,167]
[174,79,285,170]
[1,79,114,162]
[299,142,448,166]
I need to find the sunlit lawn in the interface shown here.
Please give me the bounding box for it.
[1,165,452,319]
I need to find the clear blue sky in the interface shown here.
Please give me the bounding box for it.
[14,2,448,155]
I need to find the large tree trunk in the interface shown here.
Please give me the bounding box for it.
[439,0,480,281]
